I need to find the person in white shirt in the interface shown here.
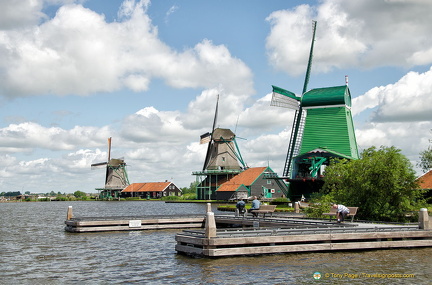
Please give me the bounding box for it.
[332,203,350,223]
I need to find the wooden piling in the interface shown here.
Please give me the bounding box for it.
[205,203,216,238]
[419,208,430,230]
[294,202,300,213]
[66,206,73,220]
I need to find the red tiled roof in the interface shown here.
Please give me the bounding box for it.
[225,167,267,185]
[216,167,268,192]
[217,183,244,192]
[122,182,171,192]
[416,170,432,189]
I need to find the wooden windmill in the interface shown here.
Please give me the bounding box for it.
[92,137,130,199]
[194,95,247,200]
[270,21,359,199]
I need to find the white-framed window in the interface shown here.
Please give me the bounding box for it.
[267,180,272,185]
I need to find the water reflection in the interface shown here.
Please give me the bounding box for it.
[1,201,431,284]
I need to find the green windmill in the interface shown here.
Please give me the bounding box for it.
[271,21,359,200]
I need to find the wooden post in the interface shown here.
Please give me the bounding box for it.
[294,202,300,213]
[419,208,430,230]
[67,206,73,220]
[205,203,216,238]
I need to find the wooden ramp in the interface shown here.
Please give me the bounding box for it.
[65,215,205,233]
[175,225,432,257]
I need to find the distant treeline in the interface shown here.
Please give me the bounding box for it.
[1,191,22,197]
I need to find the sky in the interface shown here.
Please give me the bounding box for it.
[0,0,431,194]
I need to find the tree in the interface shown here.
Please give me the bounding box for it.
[181,181,199,195]
[322,146,424,222]
[418,129,432,172]
[419,147,432,173]
[74,191,87,199]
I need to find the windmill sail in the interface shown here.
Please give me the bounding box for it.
[271,21,317,178]
[270,86,300,109]
[202,95,219,171]
[200,132,211,144]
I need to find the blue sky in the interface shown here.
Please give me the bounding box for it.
[0,0,431,194]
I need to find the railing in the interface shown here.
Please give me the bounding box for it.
[180,225,420,238]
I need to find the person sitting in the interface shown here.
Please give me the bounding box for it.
[236,199,246,216]
[249,196,261,217]
[332,203,350,223]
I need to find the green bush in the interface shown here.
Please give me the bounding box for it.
[182,193,197,200]
[270,197,290,205]
[161,195,182,201]
[304,193,335,218]
[322,146,426,222]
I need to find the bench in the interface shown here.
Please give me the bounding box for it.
[322,207,358,222]
[250,205,277,218]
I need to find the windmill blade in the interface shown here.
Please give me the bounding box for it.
[203,95,219,171]
[302,20,317,94]
[91,161,108,169]
[200,132,211,144]
[271,85,300,110]
[283,21,317,177]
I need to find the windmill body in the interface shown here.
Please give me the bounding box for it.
[270,21,359,201]
[204,128,243,171]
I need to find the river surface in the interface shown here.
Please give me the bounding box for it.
[1,201,431,284]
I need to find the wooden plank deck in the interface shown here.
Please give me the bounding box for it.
[175,226,432,257]
[65,215,206,233]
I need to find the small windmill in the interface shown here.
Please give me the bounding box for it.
[92,137,130,199]
[194,95,247,199]
[200,95,247,171]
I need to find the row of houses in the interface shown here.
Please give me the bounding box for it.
[95,165,286,201]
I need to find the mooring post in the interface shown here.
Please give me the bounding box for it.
[419,208,430,230]
[294,202,300,213]
[66,206,73,220]
[205,203,216,238]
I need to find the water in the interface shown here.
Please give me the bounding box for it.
[1,201,431,284]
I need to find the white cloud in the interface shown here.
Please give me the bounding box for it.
[353,67,432,122]
[0,0,45,30]
[0,122,112,152]
[265,0,432,75]
[0,1,253,98]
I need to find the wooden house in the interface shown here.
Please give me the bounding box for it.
[215,166,286,200]
[416,170,432,200]
[121,181,182,199]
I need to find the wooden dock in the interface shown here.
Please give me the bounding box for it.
[64,205,205,233]
[175,224,432,257]
[65,215,205,232]
[175,206,432,257]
